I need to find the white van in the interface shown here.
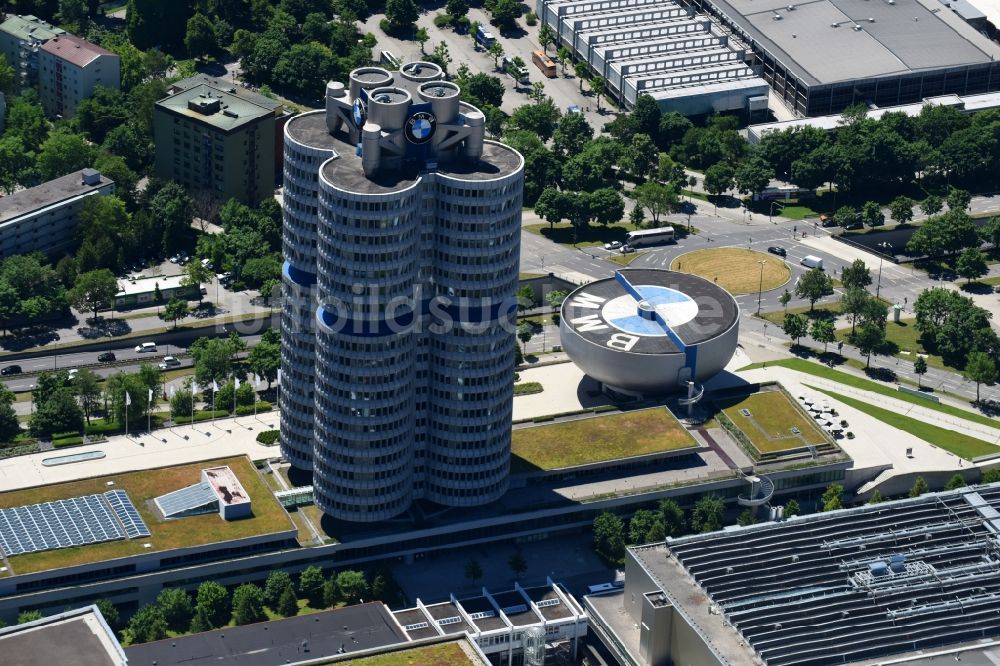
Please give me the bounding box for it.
[801,255,824,270]
[135,342,157,353]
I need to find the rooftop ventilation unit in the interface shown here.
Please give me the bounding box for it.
[853,24,863,30]
[773,13,782,19]
[787,4,795,8]
[868,17,875,21]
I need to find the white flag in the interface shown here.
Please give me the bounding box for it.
[148,388,153,402]
[212,379,219,392]
[253,374,261,386]
[234,377,241,390]
[276,369,281,385]
[169,385,176,397]
[125,391,132,406]
[191,381,199,395]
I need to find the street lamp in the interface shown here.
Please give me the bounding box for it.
[756,260,767,315]
[769,200,784,223]
[875,241,893,299]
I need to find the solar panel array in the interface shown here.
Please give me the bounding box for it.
[105,490,150,538]
[0,490,149,557]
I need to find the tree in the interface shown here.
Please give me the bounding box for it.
[888,196,915,225]
[517,285,536,311]
[947,187,972,212]
[232,583,266,625]
[983,468,1000,484]
[384,0,418,32]
[784,498,800,517]
[490,0,521,29]
[273,42,335,100]
[185,12,216,58]
[658,498,686,537]
[620,133,658,181]
[588,76,605,111]
[921,195,943,216]
[779,289,792,312]
[631,181,679,225]
[69,271,118,321]
[31,388,84,437]
[860,201,884,229]
[557,46,571,74]
[552,112,593,157]
[508,98,560,141]
[170,387,193,417]
[810,319,836,353]
[795,268,833,312]
[587,188,624,226]
[335,570,368,604]
[150,182,194,256]
[628,509,660,544]
[782,313,809,347]
[264,571,295,608]
[964,351,997,402]
[733,155,775,203]
[126,604,168,644]
[703,163,734,212]
[0,60,15,96]
[574,61,588,90]
[909,476,930,497]
[487,40,504,68]
[156,587,193,632]
[457,73,505,109]
[299,566,326,607]
[37,130,98,181]
[508,550,528,579]
[821,483,843,511]
[868,490,882,504]
[190,335,243,385]
[593,512,626,560]
[159,298,189,329]
[415,27,429,53]
[517,322,533,350]
[914,355,928,387]
[538,23,556,53]
[0,387,21,443]
[447,0,469,17]
[182,261,212,304]
[464,560,483,586]
[276,584,299,617]
[691,495,724,533]
[247,339,280,388]
[855,322,886,367]
[832,205,858,229]
[841,260,872,292]
[944,473,967,490]
[956,248,988,283]
[737,509,756,527]
[95,599,120,631]
[981,216,1000,250]
[194,581,229,629]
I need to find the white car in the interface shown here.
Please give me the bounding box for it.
[604,241,623,250]
[135,342,157,353]
[169,254,180,264]
[158,356,181,370]
[201,258,213,269]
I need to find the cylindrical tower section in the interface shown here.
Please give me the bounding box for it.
[312,161,424,521]
[348,67,394,101]
[279,111,338,471]
[424,142,524,508]
[398,61,443,83]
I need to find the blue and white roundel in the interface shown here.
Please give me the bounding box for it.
[405,111,436,144]
[600,286,698,337]
[352,98,366,128]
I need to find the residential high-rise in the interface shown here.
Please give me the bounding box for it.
[280,63,524,521]
[37,34,120,118]
[0,15,64,88]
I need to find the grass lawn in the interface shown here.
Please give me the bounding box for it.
[717,390,829,453]
[519,272,545,280]
[511,408,696,472]
[759,295,891,326]
[670,248,790,295]
[812,387,999,460]
[513,381,544,396]
[349,641,477,666]
[834,317,948,370]
[523,221,641,248]
[3,456,294,575]
[738,357,1000,431]
[607,252,645,266]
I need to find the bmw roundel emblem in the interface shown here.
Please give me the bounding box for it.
[405,111,436,144]
[352,98,367,128]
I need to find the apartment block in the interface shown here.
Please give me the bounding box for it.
[0,169,115,258]
[38,34,120,118]
[0,14,64,88]
[153,82,277,205]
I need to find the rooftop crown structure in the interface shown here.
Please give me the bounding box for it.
[280,63,524,522]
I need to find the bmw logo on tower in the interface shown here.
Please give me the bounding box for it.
[405,111,436,144]
[352,97,366,128]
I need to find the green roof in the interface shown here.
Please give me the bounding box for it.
[156,83,273,132]
[0,14,64,43]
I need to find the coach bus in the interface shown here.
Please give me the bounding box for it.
[532,50,557,78]
[626,226,675,248]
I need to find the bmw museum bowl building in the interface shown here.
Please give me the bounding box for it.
[560,269,739,399]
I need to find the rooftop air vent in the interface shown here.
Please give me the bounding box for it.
[868,17,875,21]
[787,4,795,8]
[853,23,863,29]
[831,21,840,26]
[773,12,782,19]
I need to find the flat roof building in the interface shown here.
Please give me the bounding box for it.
[688,0,1000,115]
[537,0,769,114]
[588,482,1000,665]
[114,274,200,309]
[154,81,277,204]
[0,169,115,258]
[38,34,120,118]
[0,605,126,666]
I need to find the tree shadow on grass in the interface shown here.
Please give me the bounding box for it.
[961,281,995,295]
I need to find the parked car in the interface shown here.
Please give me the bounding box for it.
[767,246,787,257]
[135,342,157,353]
[620,245,635,254]
[201,258,213,269]
[0,365,21,376]
[97,352,116,363]
[158,356,181,370]
[169,254,181,264]
[604,241,623,250]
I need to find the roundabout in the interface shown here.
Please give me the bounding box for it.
[670,248,790,295]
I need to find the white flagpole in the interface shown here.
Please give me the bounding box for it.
[234,376,240,416]
[169,385,176,430]
[190,381,198,426]
[147,388,153,432]
[124,391,131,437]
[211,379,219,423]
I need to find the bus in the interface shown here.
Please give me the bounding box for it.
[532,50,557,78]
[626,226,675,248]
